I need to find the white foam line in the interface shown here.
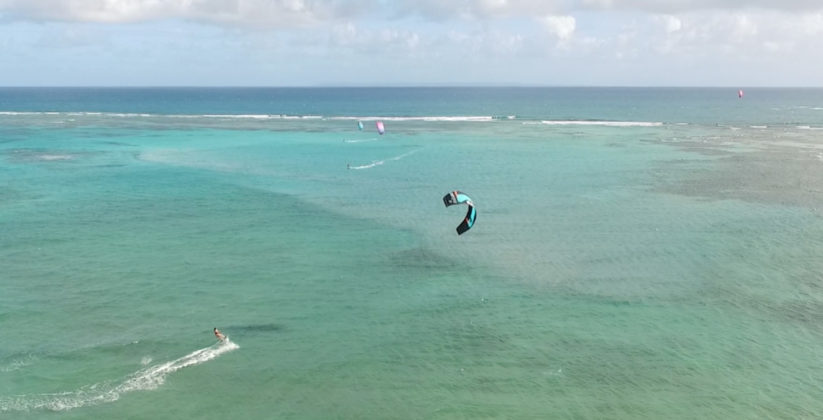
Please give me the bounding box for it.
[202,114,276,119]
[331,116,494,122]
[0,112,498,122]
[37,154,73,161]
[0,340,238,413]
[540,120,663,127]
[281,115,323,120]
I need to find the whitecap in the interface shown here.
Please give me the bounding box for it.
[0,355,35,373]
[37,154,73,161]
[539,120,663,127]
[330,116,494,122]
[202,114,276,119]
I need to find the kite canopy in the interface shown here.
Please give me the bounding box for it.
[443,190,476,235]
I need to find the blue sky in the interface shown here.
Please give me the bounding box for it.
[0,0,821,86]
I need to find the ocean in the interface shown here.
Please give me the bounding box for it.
[1,87,823,419]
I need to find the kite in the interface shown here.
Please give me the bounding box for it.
[443,190,476,235]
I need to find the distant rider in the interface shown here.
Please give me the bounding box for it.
[214,327,226,342]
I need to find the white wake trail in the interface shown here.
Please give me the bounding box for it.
[343,137,378,143]
[348,149,418,170]
[0,340,239,413]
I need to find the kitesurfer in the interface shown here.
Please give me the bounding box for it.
[214,327,226,342]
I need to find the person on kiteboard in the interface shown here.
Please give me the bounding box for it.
[214,327,226,342]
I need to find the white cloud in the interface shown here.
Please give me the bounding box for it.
[394,0,566,20]
[0,0,356,27]
[1,0,822,86]
[489,31,524,54]
[731,14,757,40]
[657,15,682,33]
[376,28,421,51]
[579,0,823,13]
[0,0,577,25]
[799,12,823,35]
[2,0,821,27]
[330,21,358,45]
[538,14,576,41]
[762,40,781,52]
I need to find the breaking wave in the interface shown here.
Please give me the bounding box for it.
[330,116,495,122]
[538,120,663,127]
[0,111,497,122]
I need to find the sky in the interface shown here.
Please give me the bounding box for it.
[0,0,821,86]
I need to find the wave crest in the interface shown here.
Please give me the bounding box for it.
[539,120,663,127]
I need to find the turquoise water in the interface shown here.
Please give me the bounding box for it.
[2,88,823,418]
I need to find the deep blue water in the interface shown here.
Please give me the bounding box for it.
[2,87,822,125]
